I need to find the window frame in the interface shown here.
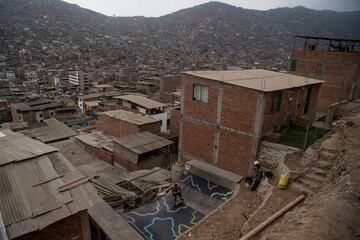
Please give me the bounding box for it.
[316,63,324,75]
[270,92,282,113]
[290,59,298,71]
[192,84,209,103]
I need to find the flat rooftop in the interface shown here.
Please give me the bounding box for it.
[75,130,117,152]
[97,110,160,125]
[77,91,121,100]
[185,69,324,92]
[114,95,165,109]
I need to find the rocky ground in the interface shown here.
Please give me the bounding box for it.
[180,102,360,240]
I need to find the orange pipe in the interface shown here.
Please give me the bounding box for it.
[240,195,305,240]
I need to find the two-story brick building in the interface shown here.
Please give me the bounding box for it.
[290,36,360,112]
[178,69,324,176]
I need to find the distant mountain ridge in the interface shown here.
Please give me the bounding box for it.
[1,0,359,66]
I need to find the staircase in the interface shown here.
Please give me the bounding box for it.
[290,134,341,195]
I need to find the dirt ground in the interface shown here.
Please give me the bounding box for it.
[259,109,360,240]
[179,103,360,240]
[179,183,262,240]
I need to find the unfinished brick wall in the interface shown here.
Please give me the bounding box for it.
[16,211,90,240]
[217,129,254,176]
[291,49,360,112]
[182,120,215,163]
[113,142,139,171]
[139,122,161,135]
[221,85,258,132]
[183,75,219,123]
[180,75,259,175]
[170,109,180,136]
[97,114,160,138]
[262,84,322,134]
[93,147,114,165]
[160,75,181,93]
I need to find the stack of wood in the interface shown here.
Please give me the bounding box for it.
[89,176,136,209]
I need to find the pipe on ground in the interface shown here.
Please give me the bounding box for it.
[240,194,305,240]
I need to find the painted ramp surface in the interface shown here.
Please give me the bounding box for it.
[124,194,204,240]
[124,173,233,240]
[180,172,233,201]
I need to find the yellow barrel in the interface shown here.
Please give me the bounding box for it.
[277,174,290,189]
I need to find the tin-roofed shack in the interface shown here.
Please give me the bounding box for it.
[0,132,100,240]
[113,131,173,171]
[0,131,142,240]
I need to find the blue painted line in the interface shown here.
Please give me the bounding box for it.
[144,217,177,240]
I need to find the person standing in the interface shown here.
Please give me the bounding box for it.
[172,183,184,202]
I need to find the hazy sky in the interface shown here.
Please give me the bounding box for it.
[62,0,360,17]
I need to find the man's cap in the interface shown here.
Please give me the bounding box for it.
[254,161,260,166]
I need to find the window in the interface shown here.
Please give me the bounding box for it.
[271,93,282,112]
[290,59,298,71]
[316,63,324,74]
[193,84,208,103]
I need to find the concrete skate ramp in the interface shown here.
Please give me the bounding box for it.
[185,160,242,190]
[123,194,204,240]
[123,171,234,240]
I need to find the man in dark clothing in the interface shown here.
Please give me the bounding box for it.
[172,184,184,202]
[251,161,263,191]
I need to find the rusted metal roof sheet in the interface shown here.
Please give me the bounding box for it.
[0,139,101,239]
[0,133,58,166]
[21,118,77,143]
[114,131,172,155]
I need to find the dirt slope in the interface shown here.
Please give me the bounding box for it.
[259,111,360,240]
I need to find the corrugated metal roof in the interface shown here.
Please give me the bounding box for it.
[0,133,58,166]
[21,118,77,143]
[0,134,101,239]
[114,131,172,155]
